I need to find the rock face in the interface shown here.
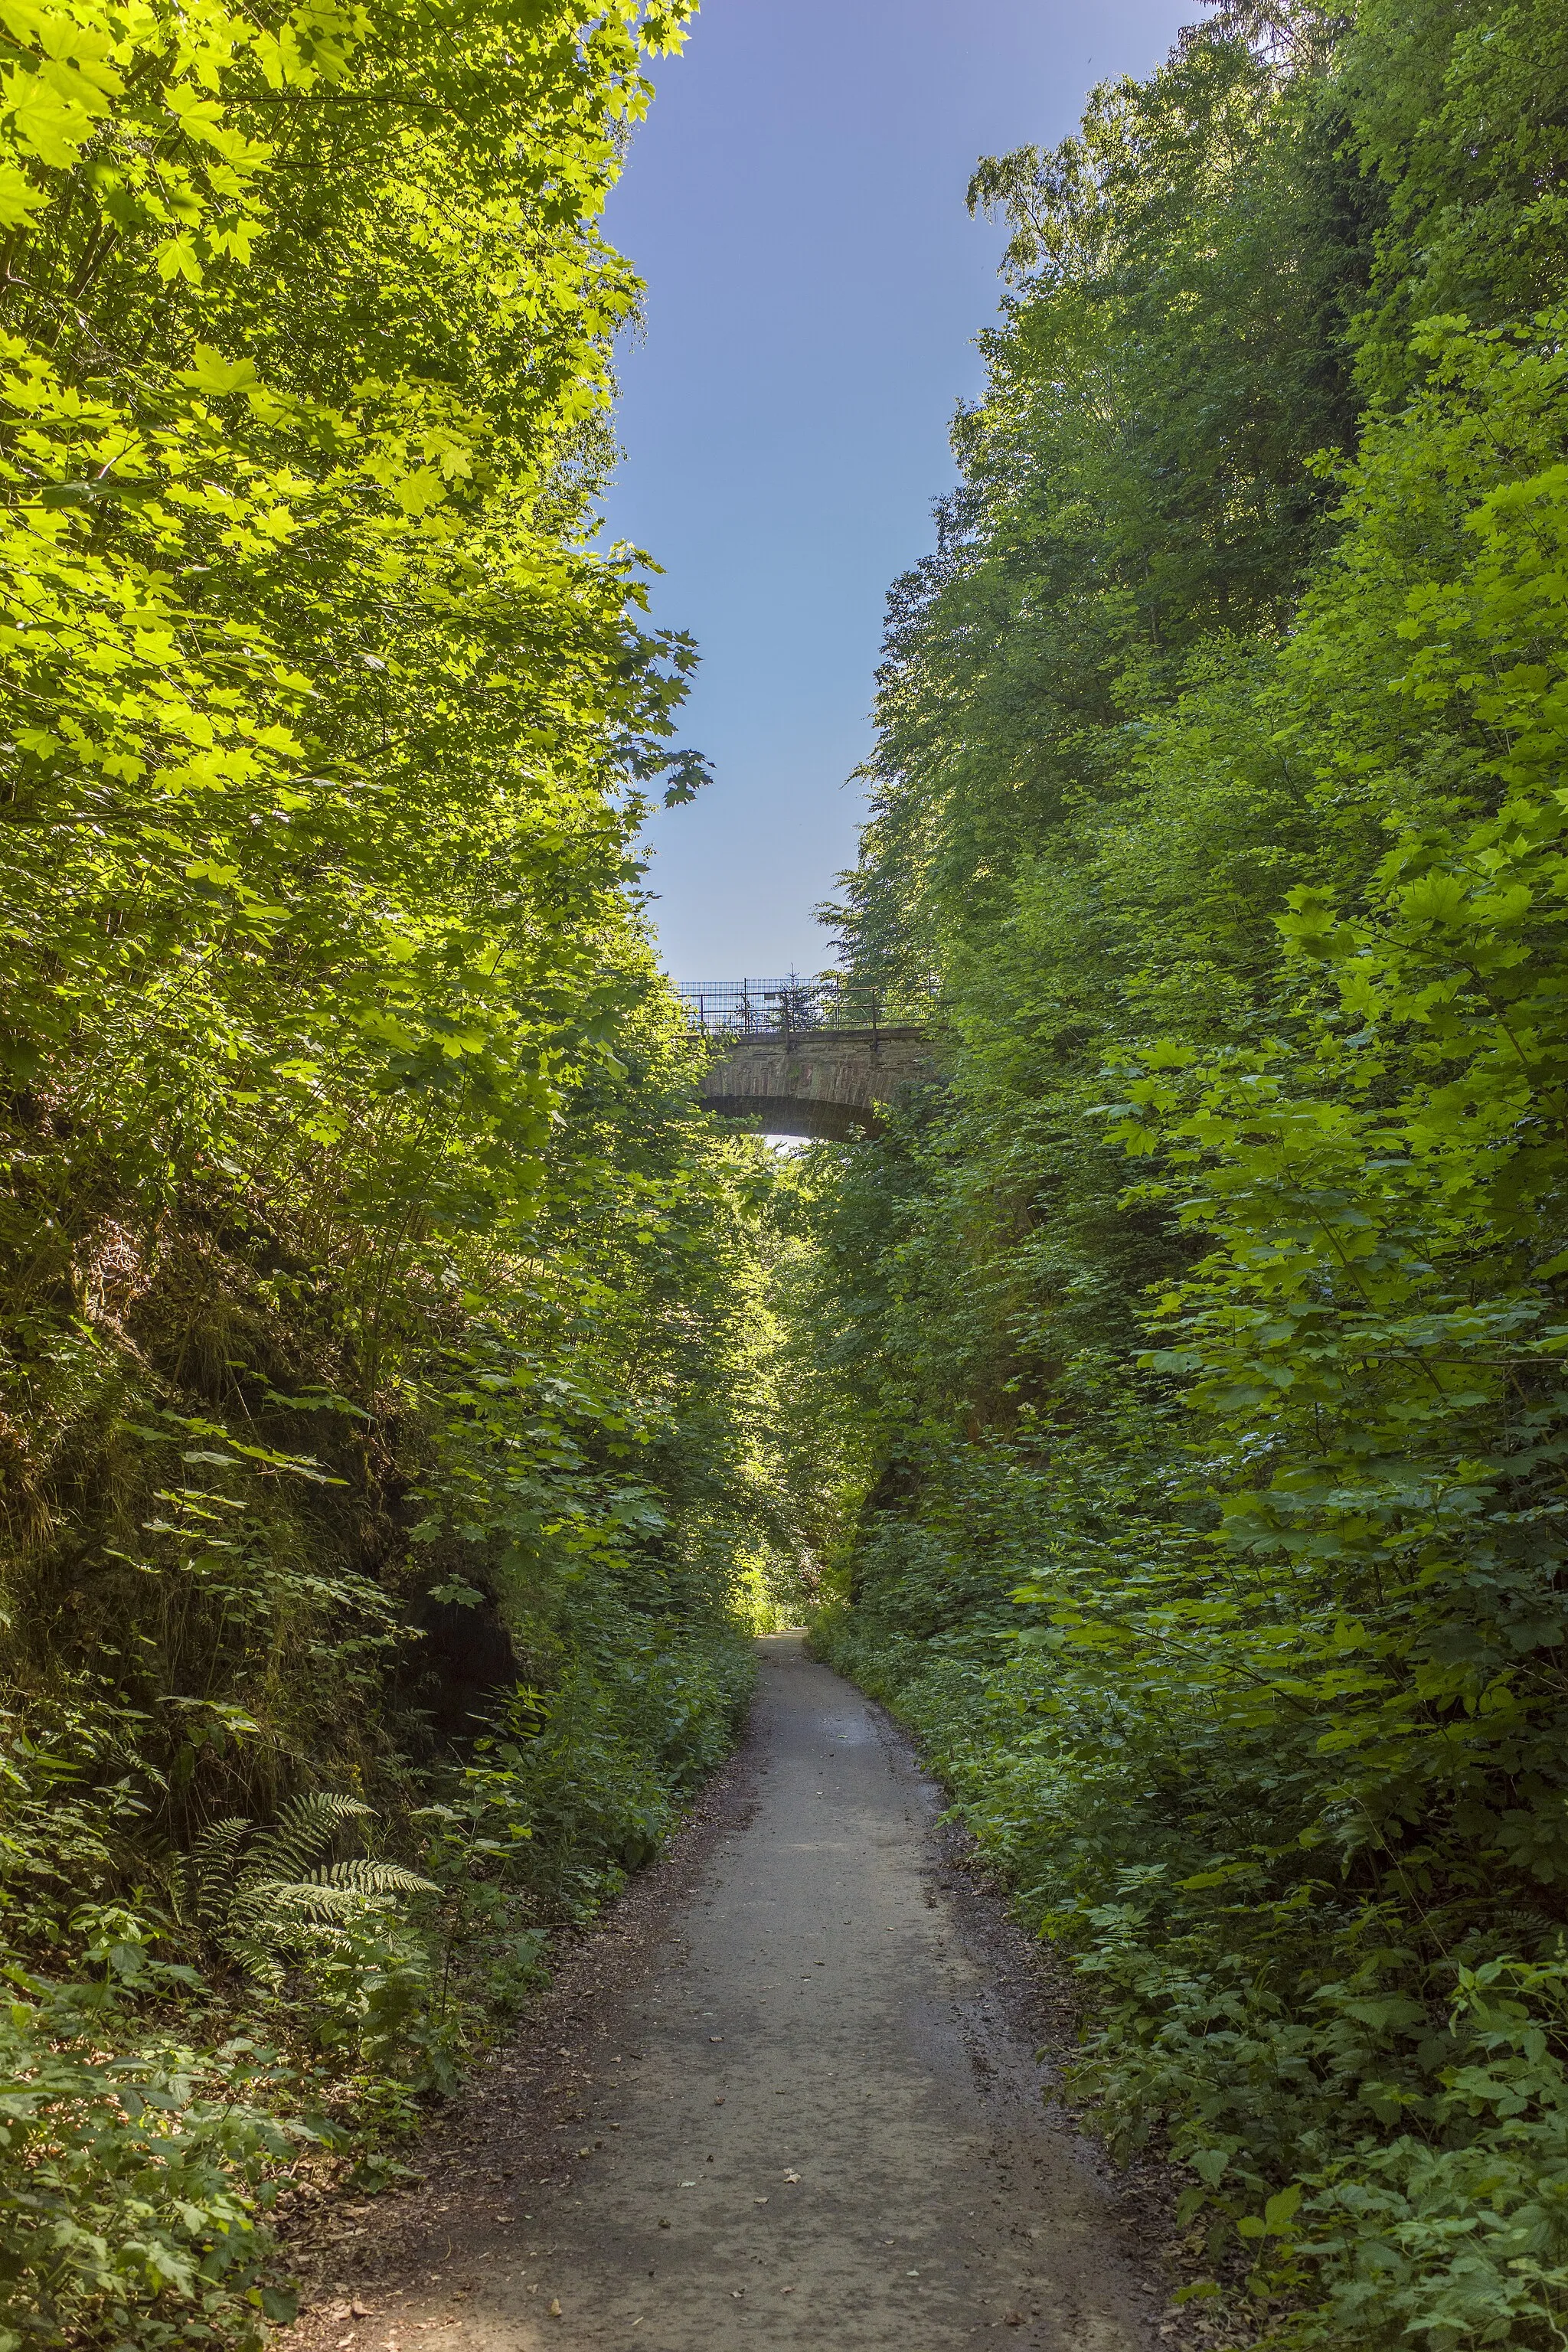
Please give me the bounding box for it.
[697,1026,941,1139]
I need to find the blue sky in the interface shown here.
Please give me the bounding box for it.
[602,0,1194,982]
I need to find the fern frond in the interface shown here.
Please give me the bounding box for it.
[218,1927,292,1985]
[185,1816,251,1925]
[233,1877,388,1926]
[240,1792,371,1887]
[311,1858,439,1899]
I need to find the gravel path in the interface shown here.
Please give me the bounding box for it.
[287,1634,1161,2350]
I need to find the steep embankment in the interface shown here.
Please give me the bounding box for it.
[0,8,787,2349]
[773,5,1568,2347]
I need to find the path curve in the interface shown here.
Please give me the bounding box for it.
[290,1636,1160,2350]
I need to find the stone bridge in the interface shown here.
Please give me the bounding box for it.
[697,1025,939,1141]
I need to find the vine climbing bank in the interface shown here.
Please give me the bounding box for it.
[776,4,1568,2346]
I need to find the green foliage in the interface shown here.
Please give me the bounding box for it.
[1341,0,1568,394]
[0,4,773,2346]
[795,5,1568,2345]
[0,1955,305,2352]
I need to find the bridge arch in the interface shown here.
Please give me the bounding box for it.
[694,1026,941,1140]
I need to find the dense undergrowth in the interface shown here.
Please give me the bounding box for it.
[0,4,786,2346]
[782,4,1568,2345]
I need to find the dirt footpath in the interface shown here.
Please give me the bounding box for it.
[286,1634,1164,2350]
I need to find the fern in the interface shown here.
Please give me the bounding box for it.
[183,1794,436,1980]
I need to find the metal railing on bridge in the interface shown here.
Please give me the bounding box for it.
[675,975,932,1040]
